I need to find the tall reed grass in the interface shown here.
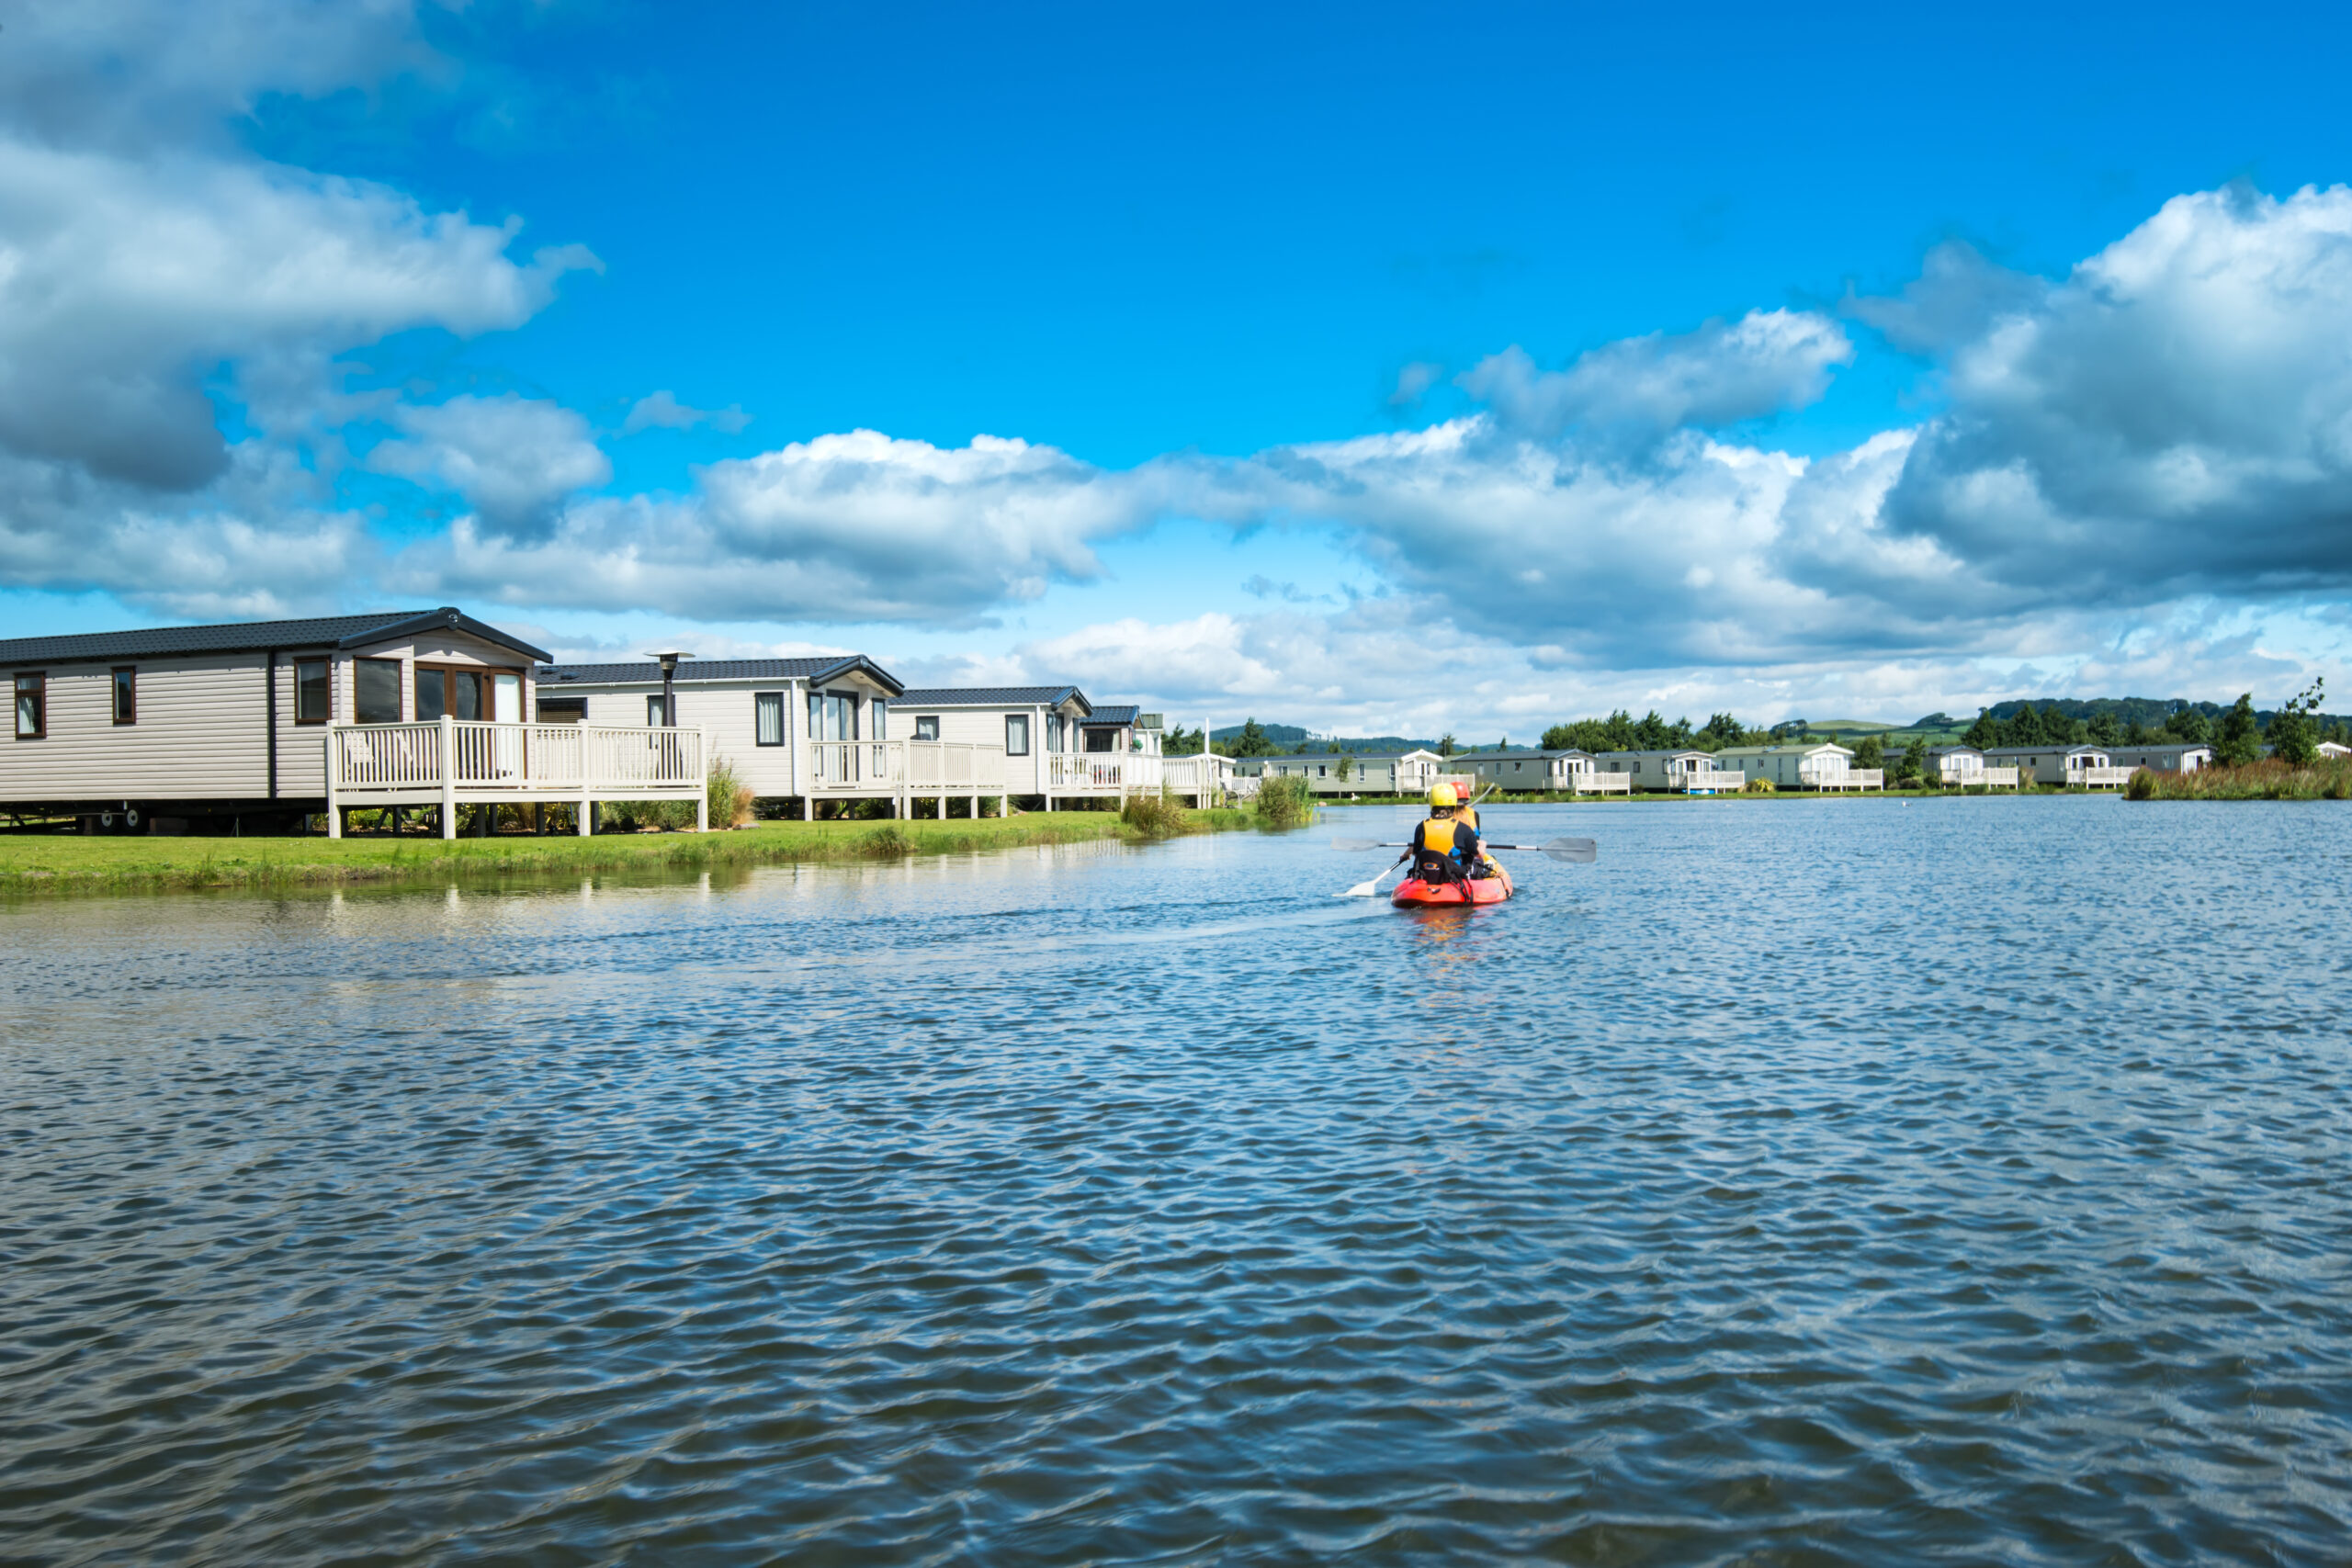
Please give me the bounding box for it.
[2126,759,2352,801]
[1119,791,1190,838]
[1252,774,1317,828]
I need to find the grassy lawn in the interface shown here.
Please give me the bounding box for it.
[0,808,1254,896]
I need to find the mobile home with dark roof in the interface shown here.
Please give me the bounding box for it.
[2,607,549,829]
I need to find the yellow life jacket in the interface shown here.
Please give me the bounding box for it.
[1419,817,1458,855]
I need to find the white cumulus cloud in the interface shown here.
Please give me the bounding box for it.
[369,395,613,530]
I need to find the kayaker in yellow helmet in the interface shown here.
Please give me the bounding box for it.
[1406,783,1486,885]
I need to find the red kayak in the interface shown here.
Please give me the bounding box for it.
[1391,862,1515,908]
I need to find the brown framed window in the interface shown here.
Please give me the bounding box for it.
[355,658,402,724]
[415,664,493,722]
[14,672,44,739]
[111,666,135,725]
[294,658,330,723]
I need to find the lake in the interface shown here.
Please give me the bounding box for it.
[3,797,2349,1564]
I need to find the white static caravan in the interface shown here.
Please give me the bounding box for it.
[1,607,548,831]
[2320,740,2351,761]
[1983,743,2130,786]
[1711,741,1863,789]
[1454,749,1600,792]
[892,685,1093,800]
[2104,741,2213,773]
[1248,750,1447,796]
[533,655,904,813]
[1079,705,1161,757]
[1920,745,1987,785]
[1593,749,1719,791]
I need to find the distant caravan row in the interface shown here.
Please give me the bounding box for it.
[0,606,1234,837]
[1235,739,2230,798]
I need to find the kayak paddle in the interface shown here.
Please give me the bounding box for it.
[1331,836,1595,894]
[1333,836,1595,862]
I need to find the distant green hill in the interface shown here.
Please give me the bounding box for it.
[1207,722,1441,754]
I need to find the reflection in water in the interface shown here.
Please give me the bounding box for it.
[3,799,2350,1565]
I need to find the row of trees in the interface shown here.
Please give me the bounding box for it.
[1539,711,1756,753]
[1959,683,2339,764]
[1182,683,2341,770]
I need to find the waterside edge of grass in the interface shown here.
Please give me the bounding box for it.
[0,808,1258,896]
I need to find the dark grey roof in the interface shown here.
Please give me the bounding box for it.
[1982,743,2102,757]
[1594,748,1712,760]
[896,685,1089,712]
[1084,704,1140,726]
[1456,748,1593,761]
[0,606,550,667]
[535,654,903,695]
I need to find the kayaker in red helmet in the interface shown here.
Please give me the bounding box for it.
[1405,783,1485,885]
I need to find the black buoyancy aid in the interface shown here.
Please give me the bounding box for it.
[1412,816,1471,880]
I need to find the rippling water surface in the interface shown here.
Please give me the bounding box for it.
[5,798,2352,1564]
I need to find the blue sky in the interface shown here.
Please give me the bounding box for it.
[7,1,2352,736]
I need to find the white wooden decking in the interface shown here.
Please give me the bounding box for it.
[1806,767,1884,792]
[800,742,1240,815]
[326,716,707,837]
[2076,766,2134,789]
[1568,772,1632,794]
[1681,771,1745,794]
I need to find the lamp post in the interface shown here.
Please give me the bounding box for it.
[646,650,694,726]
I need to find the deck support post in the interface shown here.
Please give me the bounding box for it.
[324,726,342,838]
[803,795,813,821]
[696,792,708,832]
[438,714,458,839]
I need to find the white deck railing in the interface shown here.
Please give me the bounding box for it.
[1978,767,2021,789]
[2076,766,2133,788]
[1682,770,1745,793]
[808,738,897,789]
[905,740,1009,790]
[1160,754,1234,800]
[1570,772,1633,794]
[1048,751,1136,793]
[327,717,707,838]
[333,719,704,796]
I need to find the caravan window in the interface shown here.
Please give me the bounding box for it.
[1006,715,1030,755]
[755,692,786,746]
[355,659,402,724]
[1046,715,1063,751]
[416,666,484,722]
[14,672,44,739]
[112,667,136,725]
[914,716,940,741]
[295,659,330,723]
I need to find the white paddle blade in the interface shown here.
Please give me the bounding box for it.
[1330,838,1384,852]
[1544,836,1598,863]
[1339,878,1382,897]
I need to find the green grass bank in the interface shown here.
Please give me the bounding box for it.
[0,808,1253,897]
